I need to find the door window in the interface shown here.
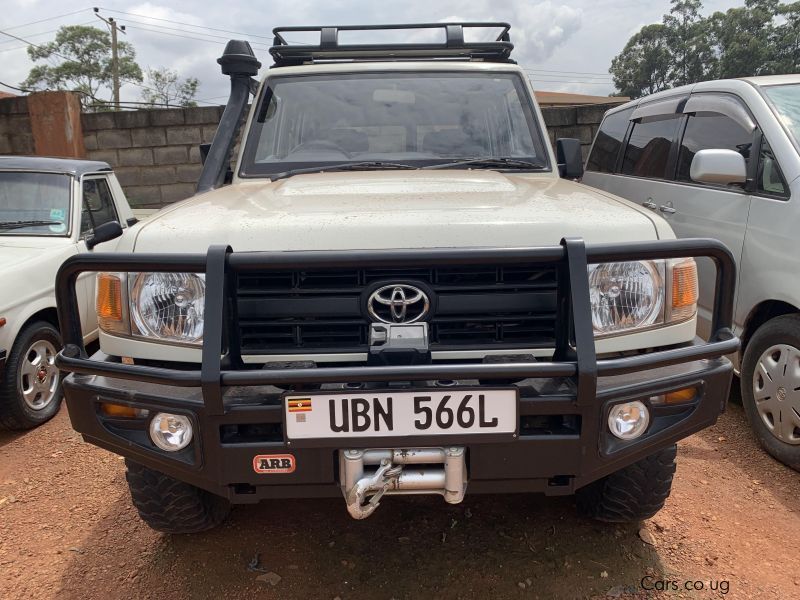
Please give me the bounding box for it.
[81,178,119,237]
[620,115,680,179]
[676,112,754,184]
[586,108,633,173]
[757,138,789,198]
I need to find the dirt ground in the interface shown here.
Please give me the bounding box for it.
[1,386,799,600]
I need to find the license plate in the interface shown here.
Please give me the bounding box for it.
[284,389,517,440]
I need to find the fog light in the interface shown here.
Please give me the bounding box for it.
[608,401,650,440]
[149,413,193,452]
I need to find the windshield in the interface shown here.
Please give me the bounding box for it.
[0,171,71,236]
[764,83,800,151]
[240,72,549,178]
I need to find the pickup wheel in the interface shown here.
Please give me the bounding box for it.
[125,460,231,534]
[0,321,62,430]
[741,314,800,471]
[576,444,677,522]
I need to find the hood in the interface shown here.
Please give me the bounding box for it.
[0,237,72,273]
[133,171,661,253]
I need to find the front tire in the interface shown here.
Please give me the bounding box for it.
[741,314,800,471]
[0,321,63,430]
[125,460,231,534]
[576,445,677,522]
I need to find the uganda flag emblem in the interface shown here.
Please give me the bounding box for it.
[287,398,312,413]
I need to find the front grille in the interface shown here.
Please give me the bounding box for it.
[235,265,558,355]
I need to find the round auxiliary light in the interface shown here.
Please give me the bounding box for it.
[149,413,193,452]
[608,401,650,440]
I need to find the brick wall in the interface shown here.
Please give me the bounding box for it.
[0,96,34,155]
[81,106,224,208]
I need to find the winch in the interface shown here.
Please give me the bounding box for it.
[339,447,467,519]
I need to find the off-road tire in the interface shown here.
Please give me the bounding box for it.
[0,321,63,430]
[125,460,231,534]
[576,444,677,522]
[740,314,800,471]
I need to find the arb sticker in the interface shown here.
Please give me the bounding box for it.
[253,454,296,474]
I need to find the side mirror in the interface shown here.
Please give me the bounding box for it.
[690,149,747,185]
[556,138,584,179]
[86,221,123,250]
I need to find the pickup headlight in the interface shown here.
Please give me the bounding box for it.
[97,272,205,345]
[588,258,697,337]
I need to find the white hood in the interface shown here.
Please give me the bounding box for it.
[132,171,664,253]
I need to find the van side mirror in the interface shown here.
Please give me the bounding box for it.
[556,138,584,179]
[86,221,123,249]
[690,149,747,185]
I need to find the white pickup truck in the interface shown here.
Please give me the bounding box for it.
[54,23,739,534]
[0,157,134,429]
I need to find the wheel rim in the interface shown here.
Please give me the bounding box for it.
[19,339,60,411]
[753,344,800,445]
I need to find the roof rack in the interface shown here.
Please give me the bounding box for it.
[269,23,513,67]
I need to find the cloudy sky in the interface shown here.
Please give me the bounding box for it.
[1,0,743,105]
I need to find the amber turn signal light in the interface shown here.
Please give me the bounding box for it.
[671,260,698,321]
[97,273,123,321]
[100,402,148,418]
[664,387,697,404]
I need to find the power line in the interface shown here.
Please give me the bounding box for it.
[96,7,274,40]
[125,23,269,49]
[524,67,613,77]
[0,20,97,46]
[0,80,33,93]
[2,8,91,32]
[0,25,220,106]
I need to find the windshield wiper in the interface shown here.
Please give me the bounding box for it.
[423,157,546,171]
[0,219,62,230]
[270,161,419,181]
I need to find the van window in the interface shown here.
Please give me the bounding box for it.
[676,113,753,183]
[620,115,680,178]
[586,108,632,173]
[757,138,789,197]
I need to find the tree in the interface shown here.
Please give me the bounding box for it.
[770,1,800,73]
[610,24,672,99]
[707,0,780,78]
[141,67,200,108]
[663,0,715,86]
[22,25,142,110]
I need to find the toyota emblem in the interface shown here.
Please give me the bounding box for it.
[367,284,430,323]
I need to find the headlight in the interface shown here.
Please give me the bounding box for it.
[130,273,205,344]
[588,258,697,337]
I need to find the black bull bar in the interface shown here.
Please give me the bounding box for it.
[55,237,740,417]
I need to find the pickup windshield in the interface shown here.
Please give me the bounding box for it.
[0,172,71,236]
[240,72,549,178]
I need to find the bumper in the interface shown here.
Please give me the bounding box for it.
[54,237,739,502]
[64,351,732,501]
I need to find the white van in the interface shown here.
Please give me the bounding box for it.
[583,75,800,470]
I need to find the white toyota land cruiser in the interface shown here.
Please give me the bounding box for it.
[55,23,739,533]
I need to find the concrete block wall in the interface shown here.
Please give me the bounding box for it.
[541,103,623,161]
[82,106,224,208]
[0,96,34,155]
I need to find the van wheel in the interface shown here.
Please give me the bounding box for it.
[576,445,677,522]
[0,321,63,430]
[125,460,231,534]
[741,314,800,471]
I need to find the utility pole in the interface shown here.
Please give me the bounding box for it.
[94,8,126,110]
